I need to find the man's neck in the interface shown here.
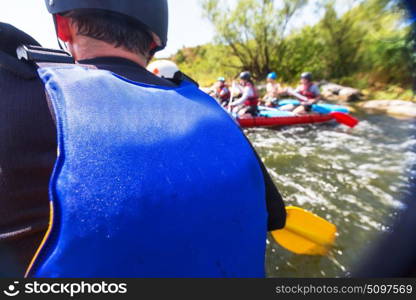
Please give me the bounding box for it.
[68,36,147,68]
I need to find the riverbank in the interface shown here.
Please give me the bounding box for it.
[300,82,416,119]
[356,100,416,119]
[365,89,415,102]
[323,84,416,119]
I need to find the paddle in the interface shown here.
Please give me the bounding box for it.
[287,89,309,102]
[258,105,280,112]
[227,84,234,113]
[329,111,359,128]
[272,206,337,256]
[227,80,241,113]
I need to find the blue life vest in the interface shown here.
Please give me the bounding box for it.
[27,65,267,278]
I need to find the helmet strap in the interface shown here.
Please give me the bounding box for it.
[146,34,162,64]
[53,14,69,52]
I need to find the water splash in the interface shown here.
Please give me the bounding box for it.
[251,112,415,277]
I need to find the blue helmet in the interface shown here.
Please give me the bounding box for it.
[217,77,225,82]
[267,72,277,80]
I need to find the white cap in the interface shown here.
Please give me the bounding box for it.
[147,60,180,79]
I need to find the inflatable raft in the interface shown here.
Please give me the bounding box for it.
[238,113,335,128]
[237,101,349,129]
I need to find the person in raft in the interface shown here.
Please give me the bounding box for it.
[230,71,259,117]
[0,0,286,277]
[262,72,284,107]
[209,77,231,106]
[288,72,321,115]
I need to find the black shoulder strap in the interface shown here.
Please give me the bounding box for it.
[170,71,199,87]
[14,45,78,126]
[17,45,74,64]
[0,45,75,80]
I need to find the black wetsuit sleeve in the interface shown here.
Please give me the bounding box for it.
[0,23,54,276]
[0,22,40,55]
[0,22,40,79]
[243,133,286,231]
[254,150,287,231]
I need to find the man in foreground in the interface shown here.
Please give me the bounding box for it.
[0,0,286,277]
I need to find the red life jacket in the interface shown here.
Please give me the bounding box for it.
[244,83,259,107]
[299,83,316,100]
[217,85,231,101]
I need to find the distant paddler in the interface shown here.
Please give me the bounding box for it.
[230,71,259,117]
[209,77,231,106]
[286,72,321,115]
[147,59,199,86]
[262,72,284,107]
[147,59,180,79]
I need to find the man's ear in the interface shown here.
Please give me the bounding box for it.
[55,14,73,42]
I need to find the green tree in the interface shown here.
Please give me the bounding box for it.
[338,0,412,85]
[175,0,412,90]
[201,0,308,79]
[171,44,240,86]
[281,0,413,86]
[317,2,364,79]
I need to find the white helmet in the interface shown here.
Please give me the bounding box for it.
[147,60,180,79]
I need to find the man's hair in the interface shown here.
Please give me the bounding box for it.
[65,9,154,58]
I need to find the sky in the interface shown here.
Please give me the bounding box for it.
[0,0,354,58]
[0,0,216,58]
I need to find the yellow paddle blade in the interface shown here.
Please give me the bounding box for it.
[271,206,337,256]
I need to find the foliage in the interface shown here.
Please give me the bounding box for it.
[171,44,239,86]
[364,86,415,101]
[200,0,308,79]
[172,0,414,92]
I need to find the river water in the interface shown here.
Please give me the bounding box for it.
[245,109,416,277]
